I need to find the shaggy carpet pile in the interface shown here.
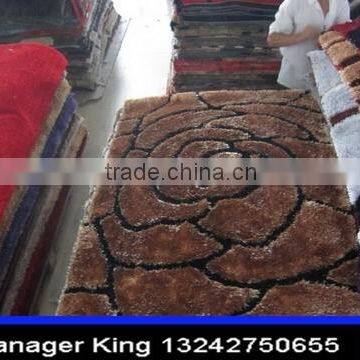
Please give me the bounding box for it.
[58,90,360,315]
[319,21,360,107]
[171,0,282,92]
[0,43,67,241]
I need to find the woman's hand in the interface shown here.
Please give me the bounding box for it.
[267,26,321,48]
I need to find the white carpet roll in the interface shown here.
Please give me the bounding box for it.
[308,50,342,98]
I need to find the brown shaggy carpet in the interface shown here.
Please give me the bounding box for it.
[319,31,360,104]
[58,90,360,315]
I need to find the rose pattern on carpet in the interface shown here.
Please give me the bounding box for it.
[58,90,360,315]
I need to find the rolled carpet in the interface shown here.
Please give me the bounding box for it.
[58,91,360,315]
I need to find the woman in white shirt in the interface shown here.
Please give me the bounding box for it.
[267,0,351,90]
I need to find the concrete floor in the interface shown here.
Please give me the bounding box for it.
[34,0,173,314]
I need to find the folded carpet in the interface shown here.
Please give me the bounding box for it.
[314,26,360,209]
[308,50,342,98]
[1,114,88,315]
[58,90,359,315]
[175,1,280,21]
[0,94,77,295]
[0,42,87,313]
[0,81,71,268]
[171,0,282,92]
[175,1,283,6]
[330,113,360,205]
[321,84,358,125]
[309,48,360,210]
[0,43,67,238]
[0,0,122,93]
[319,23,360,103]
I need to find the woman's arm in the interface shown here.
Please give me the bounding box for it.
[267,26,321,48]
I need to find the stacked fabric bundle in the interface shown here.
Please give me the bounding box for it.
[58,90,360,315]
[0,0,122,94]
[0,43,87,314]
[171,0,282,92]
[309,21,360,207]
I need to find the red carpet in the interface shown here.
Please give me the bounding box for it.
[332,19,360,37]
[0,43,67,221]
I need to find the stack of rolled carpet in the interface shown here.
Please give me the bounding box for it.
[0,43,87,314]
[171,0,283,92]
[309,20,360,209]
[0,0,122,93]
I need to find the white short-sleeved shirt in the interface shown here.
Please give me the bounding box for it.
[269,0,350,90]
